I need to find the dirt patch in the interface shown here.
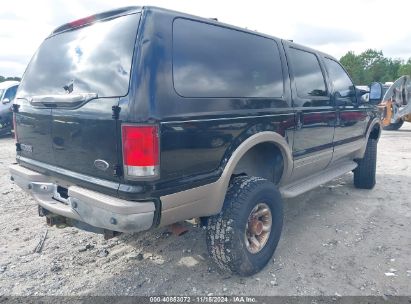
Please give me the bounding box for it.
[0,126,410,296]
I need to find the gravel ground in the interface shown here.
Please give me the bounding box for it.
[0,125,410,296]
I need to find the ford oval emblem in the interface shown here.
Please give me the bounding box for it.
[94,159,109,171]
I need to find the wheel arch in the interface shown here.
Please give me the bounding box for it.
[212,131,292,210]
[358,118,381,158]
[223,132,292,185]
[159,131,293,226]
[231,142,285,184]
[369,121,381,141]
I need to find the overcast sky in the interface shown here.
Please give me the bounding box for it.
[1,0,411,77]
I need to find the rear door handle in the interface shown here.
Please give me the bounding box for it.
[296,112,303,130]
[336,109,341,126]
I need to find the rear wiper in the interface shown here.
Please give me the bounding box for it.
[27,93,98,108]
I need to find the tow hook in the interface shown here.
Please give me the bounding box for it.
[38,206,49,217]
[103,230,122,240]
[46,214,67,228]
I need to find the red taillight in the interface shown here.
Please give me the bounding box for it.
[122,125,159,178]
[69,16,95,29]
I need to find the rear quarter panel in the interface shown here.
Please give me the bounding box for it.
[121,8,295,198]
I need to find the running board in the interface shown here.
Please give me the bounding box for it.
[280,161,358,198]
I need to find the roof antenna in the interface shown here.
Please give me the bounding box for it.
[209,18,218,21]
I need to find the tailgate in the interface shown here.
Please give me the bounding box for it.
[15,103,53,164]
[15,10,141,186]
[50,98,119,181]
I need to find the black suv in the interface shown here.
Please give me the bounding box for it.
[10,6,381,276]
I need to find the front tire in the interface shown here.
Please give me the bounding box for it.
[354,138,377,189]
[383,119,404,131]
[206,176,283,276]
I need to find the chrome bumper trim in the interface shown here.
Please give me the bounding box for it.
[9,164,155,233]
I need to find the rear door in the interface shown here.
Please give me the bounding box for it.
[15,104,54,164]
[16,11,140,185]
[283,43,336,180]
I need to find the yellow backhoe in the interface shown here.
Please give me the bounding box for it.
[376,75,411,130]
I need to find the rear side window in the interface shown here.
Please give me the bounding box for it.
[173,19,284,98]
[324,58,356,103]
[289,48,327,98]
[4,86,18,101]
[19,13,140,98]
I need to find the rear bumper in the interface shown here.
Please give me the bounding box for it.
[9,164,155,233]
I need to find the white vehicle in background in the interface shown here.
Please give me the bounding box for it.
[0,81,19,136]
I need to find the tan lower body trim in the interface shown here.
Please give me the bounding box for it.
[159,131,293,226]
[159,182,219,227]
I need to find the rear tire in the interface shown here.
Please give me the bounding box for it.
[206,176,283,276]
[383,119,404,131]
[354,138,377,189]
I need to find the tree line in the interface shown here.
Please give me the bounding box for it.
[340,49,411,85]
[0,76,21,83]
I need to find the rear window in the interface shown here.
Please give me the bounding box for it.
[19,13,140,98]
[172,19,284,98]
[4,86,18,101]
[288,48,327,98]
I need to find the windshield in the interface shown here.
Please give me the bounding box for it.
[18,13,140,98]
[0,89,4,99]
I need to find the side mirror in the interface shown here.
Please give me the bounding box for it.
[361,92,370,103]
[369,82,383,105]
[2,98,11,104]
[355,88,369,103]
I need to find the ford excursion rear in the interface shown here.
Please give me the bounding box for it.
[10,6,381,276]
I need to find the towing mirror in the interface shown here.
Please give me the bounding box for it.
[2,98,10,104]
[369,82,383,105]
[355,88,369,103]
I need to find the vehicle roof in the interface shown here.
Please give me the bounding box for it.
[51,5,337,62]
[51,6,142,35]
[0,81,19,89]
[142,6,338,61]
